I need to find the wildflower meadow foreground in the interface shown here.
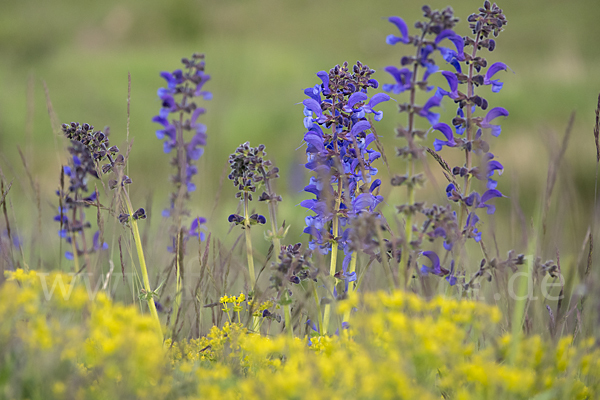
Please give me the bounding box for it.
[2,2,600,399]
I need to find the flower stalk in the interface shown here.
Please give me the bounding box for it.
[123,190,164,342]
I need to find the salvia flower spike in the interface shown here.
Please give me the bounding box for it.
[301,61,388,334]
[153,53,210,253]
[421,1,509,286]
[383,6,459,287]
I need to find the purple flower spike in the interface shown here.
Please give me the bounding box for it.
[484,62,509,93]
[154,54,210,253]
[432,123,458,151]
[435,30,465,60]
[387,16,410,45]
[480,107,509,137]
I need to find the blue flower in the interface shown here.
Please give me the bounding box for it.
[479,107,509,137]
[301,63,388,253]
[418,95,442,125]
[484,62,509,93]
[420,251,455,285]
[434,30,465,61]
[92,231,108,251]
[154,54,210,240]
[189,217,207,241]
[386,16,410,45]
[437,71,460,100]
[464,189,504,215]
[383,66,412,94]
[465,212,482,242]
[446,260,457,286]
[485,153,504,189]
[432,123,458,151]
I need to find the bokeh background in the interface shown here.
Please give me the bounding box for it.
[1,0,599,268]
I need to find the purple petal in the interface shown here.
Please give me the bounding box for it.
[466,212,480,228]
[464,192,480,207]
[481,189,503,204]
[483,107,509,124]
[419,96,441,124]
[302,98,324,118]
[432,123,454,141]
[422,251,441,274]
[387,16,409,44]
[384,66,411,83]
[487,160,504,176]
[433,139,448,151]
[435,30,464,60]
[389,16,408,39]
[485,62,508,82]
[441,71,459,95]
[316,71,330,95]
[368,93,391,108]
[152,115,169,127]
[491,81,504,93]
[344,92,368,111]
[481,107,509,137]
[369,179,381,193]
[304,87,321,103]
[191,107,206,124]
[350,120,371,137]
[190,217,207,232]
[304,132,325,152]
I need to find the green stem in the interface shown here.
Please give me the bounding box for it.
[263,175,292,336]
[283,291,293,339]
[243,191,259,332]
[243,192,257,289]
[342,252,358,323]
[510,241,535,365]
[311,279,324,336]
[400,180,415,289]
[322,184,341,336]
[173,230,183,334]
[123,191,163,343]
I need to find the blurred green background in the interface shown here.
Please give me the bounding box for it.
[1,0,599,267]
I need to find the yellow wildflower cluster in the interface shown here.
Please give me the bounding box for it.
[250,298,276,317]
[219,292,246,304]
[1,269,171,399]
[2,269,600,399]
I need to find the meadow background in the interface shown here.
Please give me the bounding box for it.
[3,1,600,398]
[1,0,599,274]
